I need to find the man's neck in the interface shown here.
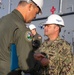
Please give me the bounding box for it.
[48,34,59,41]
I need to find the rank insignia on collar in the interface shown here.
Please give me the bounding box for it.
[25,31,32,42]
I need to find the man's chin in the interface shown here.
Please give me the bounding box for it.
[26,20,31,23]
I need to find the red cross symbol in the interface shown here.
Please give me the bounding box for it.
[50,6,56,14]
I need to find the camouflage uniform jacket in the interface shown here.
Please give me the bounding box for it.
[36,36,74,75]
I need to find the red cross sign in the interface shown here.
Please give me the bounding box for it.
[50,6,56,14]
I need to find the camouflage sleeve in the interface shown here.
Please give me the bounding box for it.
[34,41,46,53]
[34,44,43,53]
[59,42,73,75]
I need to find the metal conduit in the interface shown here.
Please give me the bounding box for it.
[33,12,74,21]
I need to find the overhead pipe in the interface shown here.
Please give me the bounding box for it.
[33,12,74,21]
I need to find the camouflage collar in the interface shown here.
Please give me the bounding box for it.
[45,36,61,45]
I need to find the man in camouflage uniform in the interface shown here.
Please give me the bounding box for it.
[34,14,74,75]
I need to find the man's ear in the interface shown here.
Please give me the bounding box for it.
[28,3,34,11]
[55,25,59,31]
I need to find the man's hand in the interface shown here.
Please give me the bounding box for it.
[40,58,49,66]
[34,53,45,61]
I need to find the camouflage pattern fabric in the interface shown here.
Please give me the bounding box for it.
[36,36,74,75]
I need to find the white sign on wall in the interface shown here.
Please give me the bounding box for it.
[0,0,1,3]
